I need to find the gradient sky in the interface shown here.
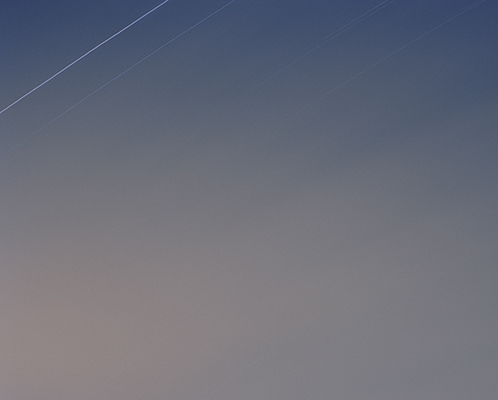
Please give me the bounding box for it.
[1,1,498,399]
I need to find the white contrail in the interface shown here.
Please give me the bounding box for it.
[0,0,173,116]
[323,0,395,40]
[6,0,237,154]
[314,0,487,104]
[250,0,399,91]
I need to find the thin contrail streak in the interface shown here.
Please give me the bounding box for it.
[313,0,486,105]
[251,0,398,91]
[0,0,173,116]
[323,0,395,40]
[5,0,237,154]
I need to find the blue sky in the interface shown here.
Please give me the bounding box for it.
[1,1,497,399]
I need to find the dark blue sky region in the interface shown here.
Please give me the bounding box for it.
[1,1,497,400]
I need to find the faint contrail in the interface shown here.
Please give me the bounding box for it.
[0,0,174,116]
[313,0,486,104]
[250,0,399,91]
[6,0,237,154]
[323,0,395,40]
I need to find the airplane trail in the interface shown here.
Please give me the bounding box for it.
[313,0,487,104]
[0,0,173,116]
[323,0,395,40]
[251,0,399,91]
[5,0,237,154]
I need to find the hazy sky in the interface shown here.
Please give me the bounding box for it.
[1,1,497,399]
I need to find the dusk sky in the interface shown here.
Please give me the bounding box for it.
[1,1,497,399]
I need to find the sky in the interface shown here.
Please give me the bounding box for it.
[1,0,497,399]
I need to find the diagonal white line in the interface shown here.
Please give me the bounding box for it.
[0,0,172,116]
[5,0,237,154]
[250,0,398,92]
[314,0,487,104]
